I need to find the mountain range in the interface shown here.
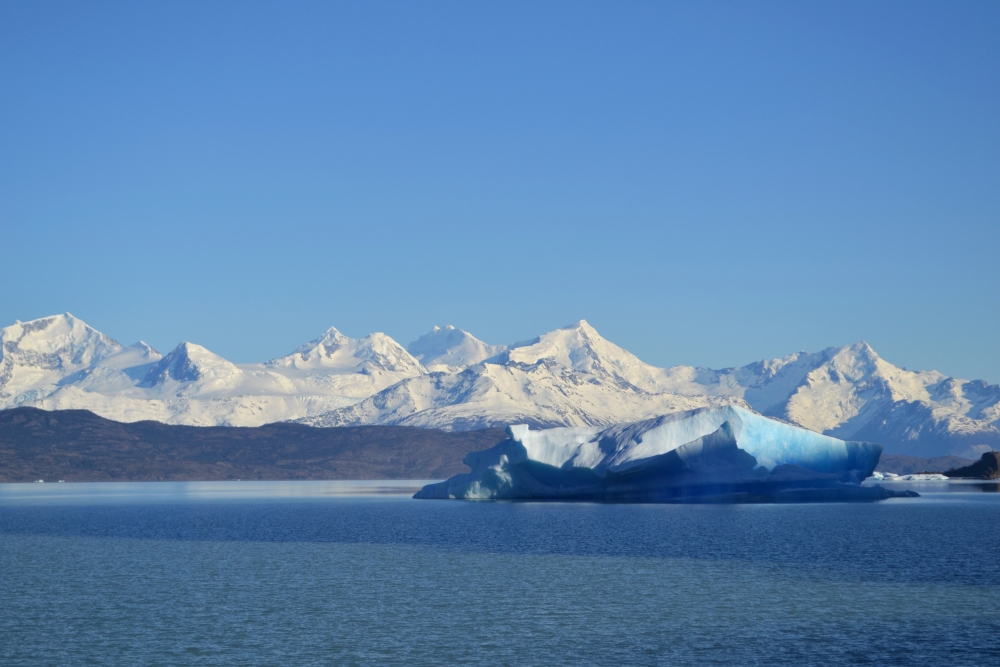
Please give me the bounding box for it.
[2,313,998,458]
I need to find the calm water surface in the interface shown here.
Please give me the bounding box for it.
[2,480,998,666]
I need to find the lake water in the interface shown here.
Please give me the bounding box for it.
[2,480,998,666]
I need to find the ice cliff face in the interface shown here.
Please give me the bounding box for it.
[415,406,888,502]
[1,313,997,457]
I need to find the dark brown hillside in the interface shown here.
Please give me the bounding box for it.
[944,452,1000,479]
[876,454,974,475]
[0,407,506,482]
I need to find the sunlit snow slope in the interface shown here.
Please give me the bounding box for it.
[305,321,742,430]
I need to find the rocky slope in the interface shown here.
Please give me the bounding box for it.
[944,452,1000,479]
[0,406,504,482]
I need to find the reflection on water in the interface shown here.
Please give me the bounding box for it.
[2,481,999,666]
[865,479,1000,494]
[3,479,997,506]
[0,480,434,505]
[957,481,1000,493]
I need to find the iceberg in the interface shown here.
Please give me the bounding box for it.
[415,405,915,502]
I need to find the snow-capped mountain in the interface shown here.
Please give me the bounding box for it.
[0,314,124,404]
[142,342,243,388]
[302,354,740,431]
[2,313,998,457]
[649,342,1000,458]
[496,320,679,393]
[302,323,1000,457]
[97,341,162,372]
[306,321,740,430]
[407,325,505,373]
[267,326,424,375]
[5,314,425,426]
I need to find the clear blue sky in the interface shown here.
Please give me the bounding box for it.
[2,1,998,381]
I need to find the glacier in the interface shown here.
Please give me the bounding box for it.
[415,405,910,503]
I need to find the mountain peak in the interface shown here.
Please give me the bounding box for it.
[557,319,593,333]
[271,326,348,367]
[141,341,238,386]
[132,340,159,354]
[501,320,667,391]
[821,341,886,376]
[0,314,122,397]
[843,340,878,356]
[315,326,345,342]
[268,328,423,375]
[1,312,119,347]
[408,326,503,371]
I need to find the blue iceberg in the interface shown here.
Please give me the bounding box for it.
[415,406,913,502]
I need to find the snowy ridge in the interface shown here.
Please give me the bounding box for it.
[1,313,998,457]
[306,322,747,430]
[304,363,744,431]
[265,327,424,375]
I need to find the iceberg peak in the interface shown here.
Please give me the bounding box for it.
[417,406,888,502]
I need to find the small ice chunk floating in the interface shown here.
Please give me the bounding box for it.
[415,406,917,503]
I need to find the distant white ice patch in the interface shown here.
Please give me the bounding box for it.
[870,472,949,482]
